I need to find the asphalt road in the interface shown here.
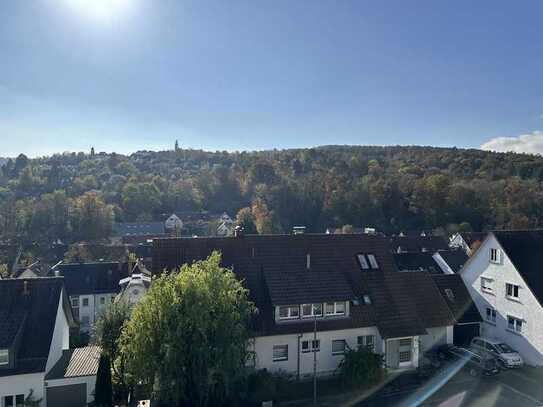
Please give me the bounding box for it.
[357,365,543,407]
[422,366,543,407]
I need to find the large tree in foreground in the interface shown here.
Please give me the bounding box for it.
[120,252,255,406]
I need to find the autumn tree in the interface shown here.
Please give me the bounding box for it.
[119,252,255,406]
[70,192,113,241]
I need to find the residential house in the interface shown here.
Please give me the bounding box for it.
[460,230,543,365]
[394,250,468,274]
[431,274,482,346]
[450,232,488,256]
[0,278,99,407]
[50,262,129,332]
[117,261,152,306]
[390,235,449,254]
[152,234,463,377]
[112,222,166,244]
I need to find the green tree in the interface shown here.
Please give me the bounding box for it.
[70,192,113,241]
[120,252,255,406]
[94,302,132,403]
[95,354,113,407]
[235,207,257,234]
[337,346,384,389]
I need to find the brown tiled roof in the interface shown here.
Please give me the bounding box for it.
[152,234,455,338]
[46,346,100,380]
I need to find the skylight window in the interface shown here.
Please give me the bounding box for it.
[357,254,379,270]
[363,295,372,305]
[444,288,455,301]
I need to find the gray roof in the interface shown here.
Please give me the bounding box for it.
[46,346,100,380]
[113,222,165,237]
[0,278,72,377]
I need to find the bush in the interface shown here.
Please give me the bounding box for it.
[337,347,385,389]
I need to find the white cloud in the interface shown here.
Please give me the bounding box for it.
[480,131,543,155]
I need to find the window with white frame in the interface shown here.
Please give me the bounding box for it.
[480,277,494,293]
[71,297,79,307]
[486,307,496,323]
[301,303,323,318]
[506,283,519,299]
[325,301,346,316]
[278,305,300,320]
[357,335,375,351]
[444,289,455,301]
[82,298,89,307]
[100,297,106,305]
[332,339,347,355]
[0,349,8,365]
[301,339,320,353]
[507,316,523,333]
[490,248,500,264]
[273,345,288,361]
[2,395,25,407]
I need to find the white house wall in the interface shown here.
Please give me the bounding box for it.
[461,235,543,365]
[419,326,450,353]
[0,373,45,407]
[45,292,70,373]
[252,327,382,377]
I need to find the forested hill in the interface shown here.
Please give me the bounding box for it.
[2,145,543,245]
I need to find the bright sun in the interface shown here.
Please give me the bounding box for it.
[65,0,132,23]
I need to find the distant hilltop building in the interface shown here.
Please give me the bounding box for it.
[163,211,233,237]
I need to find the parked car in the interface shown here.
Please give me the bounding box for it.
[427,344,500,377]
[470,337,524,368]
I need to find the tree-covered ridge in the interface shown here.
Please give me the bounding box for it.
[2,145,543,245]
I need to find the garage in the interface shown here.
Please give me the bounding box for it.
[47,383,86,407]
[453,323,480,346]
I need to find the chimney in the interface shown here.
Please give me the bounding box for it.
[306,253,311,270]
[54,270,60,277]
[23,280,29,296]
[234,226,244,238]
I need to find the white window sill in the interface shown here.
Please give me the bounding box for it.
[506,296,521,303]
[272,358,288,362]
[481,289,494,296]
[506,329,523,336]
[485,320,497,326]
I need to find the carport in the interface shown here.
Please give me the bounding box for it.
[45,346,99,407]
[453,323,480,346]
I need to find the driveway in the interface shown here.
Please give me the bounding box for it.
[356,365,543,406]
[421,366,543,406]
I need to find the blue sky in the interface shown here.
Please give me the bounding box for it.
[2,0,543,157]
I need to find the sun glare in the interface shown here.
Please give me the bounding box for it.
[64,0,132,23]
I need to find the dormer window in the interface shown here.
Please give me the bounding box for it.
[357,254,379,270]
[325,301,345,316]
[0,349,8,366]
[279,305,300,320]
[362,295,372,305]
[302,303,323,318]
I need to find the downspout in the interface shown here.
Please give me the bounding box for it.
[297,333,303,381]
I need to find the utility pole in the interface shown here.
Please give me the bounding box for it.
[313,316,317,406]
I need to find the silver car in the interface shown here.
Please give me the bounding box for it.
[470,337,524,368]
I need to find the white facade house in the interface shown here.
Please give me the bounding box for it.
[52,262,129,333]
[460,231,543,366]
[117,261,151,306]
[153,234,461,378]
[450,232,487,256]
[0,278,98,407]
